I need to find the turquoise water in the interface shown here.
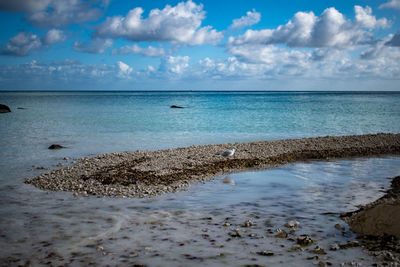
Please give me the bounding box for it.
[1,91,400,266]
[1,91,400,180]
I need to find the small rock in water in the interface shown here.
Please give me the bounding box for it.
[256,251,274,256]
[222,222,230,227]
[96,246,104,251]
[242,220,253,227]
[220,176,235,185]
[330,243,340,251]
[48,144,65,150]
[339,241,360,249]
[334,223,345,231]
[274,228,288,238]
[310,246,327,255]
[56,163,63,167]
[297,235,314,246]
[170,105,184,109]
[229,228,242,238]
[291,245,303,251]
[284,220,300,228]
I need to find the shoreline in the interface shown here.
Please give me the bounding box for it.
[25,133,400,198]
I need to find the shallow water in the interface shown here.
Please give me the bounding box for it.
[1,91,400,266]
[1,156,399,266]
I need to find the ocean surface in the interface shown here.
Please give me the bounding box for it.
[1,91,400,266]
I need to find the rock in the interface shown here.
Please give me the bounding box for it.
[48,144,65,149]
[0,104,11,113]
[335,223,345,231]
[285,220,300,228]
[229,228,242,238]
[170,105,184,109]
[274,228,288,238]
[222,222,230,227]
[17,107,25,110]
[339,241,360,249]
[291,245,303,251]
[310,246,327,255]
[297,235,314,246]
[256,251,274,256]
[330,243,340,251]
[242,220,253,227]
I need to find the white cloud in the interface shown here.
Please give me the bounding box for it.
[113,44,165,57]
[73,38,113,54]
[159,56,190,75]
[379,0,400,10]
[354,6,388,29]
[1,32,42,56]
[43,29,66,45]
[117,61,133,78]
[95,0,223,45]
[228,6,385,48]
[230,9,261,30]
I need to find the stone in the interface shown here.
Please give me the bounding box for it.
[334,223,345,231]
[274,229,288,238]
[310,246,327,255]
[170,105,184,109]
[48,144,65,149]
[256,251,274,256]
[330,243,340,251]
[0,104,11,113]
[242,220,253,227]
[285,220,300,228]
[297,235,313,246]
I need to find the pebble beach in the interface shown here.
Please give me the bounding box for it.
[26,133,400,198]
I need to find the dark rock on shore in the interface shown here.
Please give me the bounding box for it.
[342,175,400,264]
[170,105,184,109]
[0,104,11,113]
[48,144,65,150]
[342,176,400,239]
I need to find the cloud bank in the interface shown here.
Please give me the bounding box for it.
[95,0,223,45]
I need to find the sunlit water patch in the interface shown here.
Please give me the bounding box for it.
[1,156,399,266]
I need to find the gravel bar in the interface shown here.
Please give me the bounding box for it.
[25,133,400,198]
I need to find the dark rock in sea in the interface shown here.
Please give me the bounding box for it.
[17,107,25,110]
[48,144,65,150]
[0,104,11,113]
[170,105,184,109]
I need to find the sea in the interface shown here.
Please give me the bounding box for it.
[0,91,400,266]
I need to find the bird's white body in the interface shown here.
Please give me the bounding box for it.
[220,148,235,157]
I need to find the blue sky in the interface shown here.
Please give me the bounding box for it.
[0,0,399,90]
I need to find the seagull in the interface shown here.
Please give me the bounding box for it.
[219,147,236,157]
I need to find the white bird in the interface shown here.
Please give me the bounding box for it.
[219,147,236,157]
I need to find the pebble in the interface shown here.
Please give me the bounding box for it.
[274,229,288,238]
[335,224,345,231]
[242,220,253,227]
[284,220,300,228]
[297,235,314,246]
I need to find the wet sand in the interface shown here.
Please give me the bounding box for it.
[25,133,400,198]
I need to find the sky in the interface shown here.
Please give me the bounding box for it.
[0,0,399,91]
